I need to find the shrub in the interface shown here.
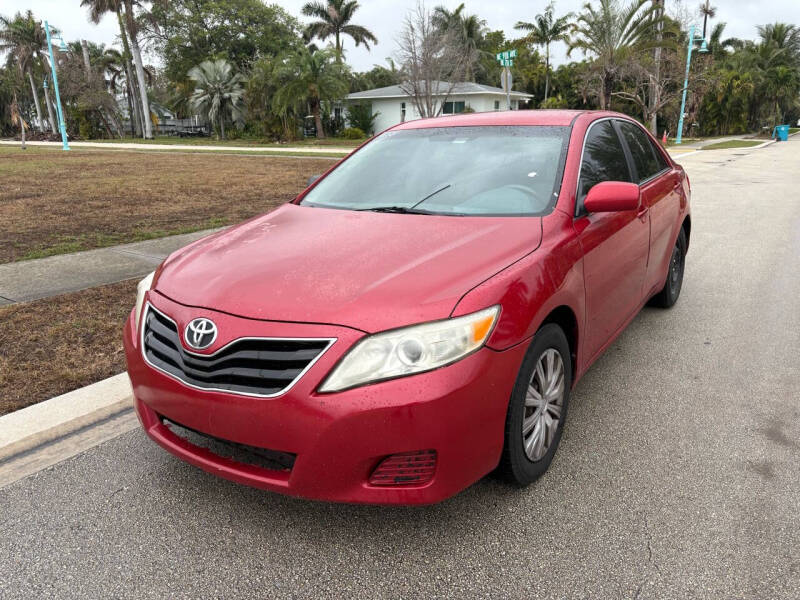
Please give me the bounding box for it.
[340,127,365,139]
[540,96,569,109]
[345,103,378,135]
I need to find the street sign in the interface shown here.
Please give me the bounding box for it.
[495,49,517,62]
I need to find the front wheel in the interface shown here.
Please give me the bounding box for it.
[650,228,687,308]
[498,324,572,486]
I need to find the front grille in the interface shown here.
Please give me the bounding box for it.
[142,305,333,397]
[162,416,296,472]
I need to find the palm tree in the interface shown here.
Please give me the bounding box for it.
[569,0,667,109]
[301,0,377,62]
[273,46,348,139]
[432,4,488,82]
[0,11,45,132]
[757,23,800,61]
[122,0,153,137]
[699,1,716,40]
[188,59,245,140]
[515,2,573,102]
[11,92,27,148]
[80,0,152,138]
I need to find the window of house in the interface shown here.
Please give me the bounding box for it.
[442,101,466,115]
[401,102,406,123]
[494,100,500,110]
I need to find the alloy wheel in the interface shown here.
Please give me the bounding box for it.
[522,348,565,461]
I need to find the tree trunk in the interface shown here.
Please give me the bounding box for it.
[27,69,44,133]
[42,79,57,134]
[312,98,325,138]
[115,9,141,137]
[127,75,143,136]
[220,113,225,140]
[122,1,153,139]
[649,0,664,134]
[601,71,613,110]
[124,87,136,136]
[81,40,92,81]
[544,45,550,102]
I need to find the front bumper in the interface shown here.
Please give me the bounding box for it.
[124,291,526,504]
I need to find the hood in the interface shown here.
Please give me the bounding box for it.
[155,204,541,332]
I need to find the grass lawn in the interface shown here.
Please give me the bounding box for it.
[0,279,136,415]
[0,145,335,263]
[87,135,366,147]
[700,140,764,150]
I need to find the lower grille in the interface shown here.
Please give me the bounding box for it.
[162,416,296,472]
[142,305,334,397]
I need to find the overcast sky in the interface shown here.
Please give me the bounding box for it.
[8,0,800,78]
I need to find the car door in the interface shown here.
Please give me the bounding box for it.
[574,119,650,361]
[616,119,680,296]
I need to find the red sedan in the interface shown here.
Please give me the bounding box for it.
[124,110,690,504]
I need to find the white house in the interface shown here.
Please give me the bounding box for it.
[345,81,534,133]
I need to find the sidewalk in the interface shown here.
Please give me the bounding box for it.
[0,139,352,155]
[0,228,220,305]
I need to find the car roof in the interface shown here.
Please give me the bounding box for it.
[392,109,590,130]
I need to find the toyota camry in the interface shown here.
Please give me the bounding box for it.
[124,110,691,504]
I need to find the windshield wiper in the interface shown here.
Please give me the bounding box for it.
[356,183,453,215]
[357,205,438,214]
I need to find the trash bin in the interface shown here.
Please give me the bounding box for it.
[773,124,790,141]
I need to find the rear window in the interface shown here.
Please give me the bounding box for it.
[618,120,664,182]
[300,126,570,216]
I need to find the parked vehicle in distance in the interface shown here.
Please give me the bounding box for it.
[124,110,691,505]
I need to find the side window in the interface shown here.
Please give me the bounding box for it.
[577,120,632,214]
[618,121,661,182]
[650,138,670,171]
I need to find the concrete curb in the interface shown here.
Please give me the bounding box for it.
[0,373,133,463]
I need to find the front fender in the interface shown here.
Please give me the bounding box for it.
[451,211,585,353]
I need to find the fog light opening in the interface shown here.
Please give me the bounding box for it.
[368,450,437,486]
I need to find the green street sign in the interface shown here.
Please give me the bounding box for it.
[496,49,518,62]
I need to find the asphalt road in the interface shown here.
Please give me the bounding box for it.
[2,139,799,599]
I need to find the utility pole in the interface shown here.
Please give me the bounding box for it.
[676,24,708,145]
[44,21,70,151]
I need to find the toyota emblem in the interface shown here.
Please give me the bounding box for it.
[185,318,218,350]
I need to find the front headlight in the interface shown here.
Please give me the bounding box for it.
[319,305,500,392]
[133,271,155,333]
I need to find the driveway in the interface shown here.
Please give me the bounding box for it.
[1,139,798,599]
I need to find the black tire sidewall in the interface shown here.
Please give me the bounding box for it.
[665,228,687,305]
[502,323,572,485]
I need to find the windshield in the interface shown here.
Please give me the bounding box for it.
[300,125,570,216]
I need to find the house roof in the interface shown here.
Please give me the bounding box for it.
[393,109,587,130]
[346,81,533,100]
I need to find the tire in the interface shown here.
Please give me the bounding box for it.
[650,227,687,308]
[498,323,572,486]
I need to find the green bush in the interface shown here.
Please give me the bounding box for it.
[540,96,569,109]
[345,103,378,135]
[340,127,365,139]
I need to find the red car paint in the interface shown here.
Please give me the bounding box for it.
[124,110,690,504]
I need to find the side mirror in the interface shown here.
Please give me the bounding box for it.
[583,181,640,213]
[307,174,321,187]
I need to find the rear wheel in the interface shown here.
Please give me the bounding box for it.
[650,228,687,308]
[498,324,572,485]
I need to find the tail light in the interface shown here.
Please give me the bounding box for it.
[368,450,437,486]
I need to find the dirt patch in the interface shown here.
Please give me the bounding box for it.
[0,279,137,415]
[0,147,335,263]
